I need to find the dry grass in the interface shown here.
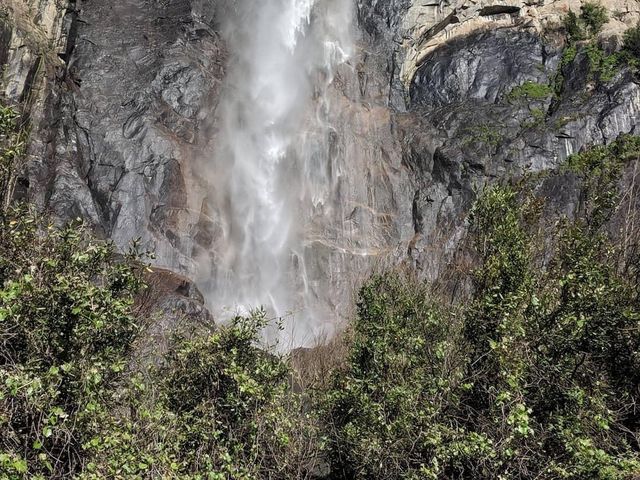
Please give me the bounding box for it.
[290,329,351,392]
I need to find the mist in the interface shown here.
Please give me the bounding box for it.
[199,0,354,346]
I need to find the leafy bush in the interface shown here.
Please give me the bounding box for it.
[560,5,631,85]
[580,2,609,36]
[323,272,475,479]
[564,10,586,41]
[0,206,144,478]
[561,44,579,67]
[623,22,640,59]
[584,43,623,83]
[157,313,321,479]
[79,312,322,480]
[0,207,321,479]
[566,134,640,227]
[563,3,608,42]
[323,136,640,479]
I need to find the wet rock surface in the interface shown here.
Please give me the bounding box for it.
[21,0,226,278]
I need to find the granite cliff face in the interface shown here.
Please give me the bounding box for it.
[354,0,640,283]
[1,0,222,330]
[24,0,224,276]
[1,0,639,334]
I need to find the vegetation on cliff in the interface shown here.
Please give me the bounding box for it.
[0,101,639,478]
[0,137,638,479]
[560,3,640,85]
[324,136,640,479]
[563,2,609,41]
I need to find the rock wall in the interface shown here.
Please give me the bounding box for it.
[355,0,640,282]
[4,0,226,278]
[2,0,639,329]
[1,0,67,103]
[1,0,215,328]
[1,0,70,203]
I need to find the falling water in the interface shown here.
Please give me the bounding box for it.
[205,0,354,344]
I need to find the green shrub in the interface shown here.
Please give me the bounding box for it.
[0,106,19,133]
[508,81,553,101]
[560,5,628,86]
[566,134,640,227]
[563,3,608,41]
[564,10,586,41]
[0,206,144,478]
[580,2,609,36]
[323,272,476,479]
[159,313,321,479]
[0,210,321,479]
[623,22,640,59]
[561,44,579,67]
[584,43,622,83]
[79,312,322,480]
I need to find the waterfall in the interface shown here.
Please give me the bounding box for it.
[204,0,354,345]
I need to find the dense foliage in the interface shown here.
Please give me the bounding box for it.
[579,2,609,36]
[1,109,639,478]
[0,207,320,479]
[323,136,640,479]
[624,22,640,59]
[563,2,608,41]
[78,311,322,480]
[512,4,636,117]
[0,207,144,478]
[558,3,640,85]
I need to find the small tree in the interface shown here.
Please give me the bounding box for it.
[563,3,608,41]
[564,10,586,41]
[77,310,323,480]
[580,2,609,35]
[623,22,640,58]
[323,272,478,479]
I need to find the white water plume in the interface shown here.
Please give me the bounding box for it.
[203,0,354,344]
